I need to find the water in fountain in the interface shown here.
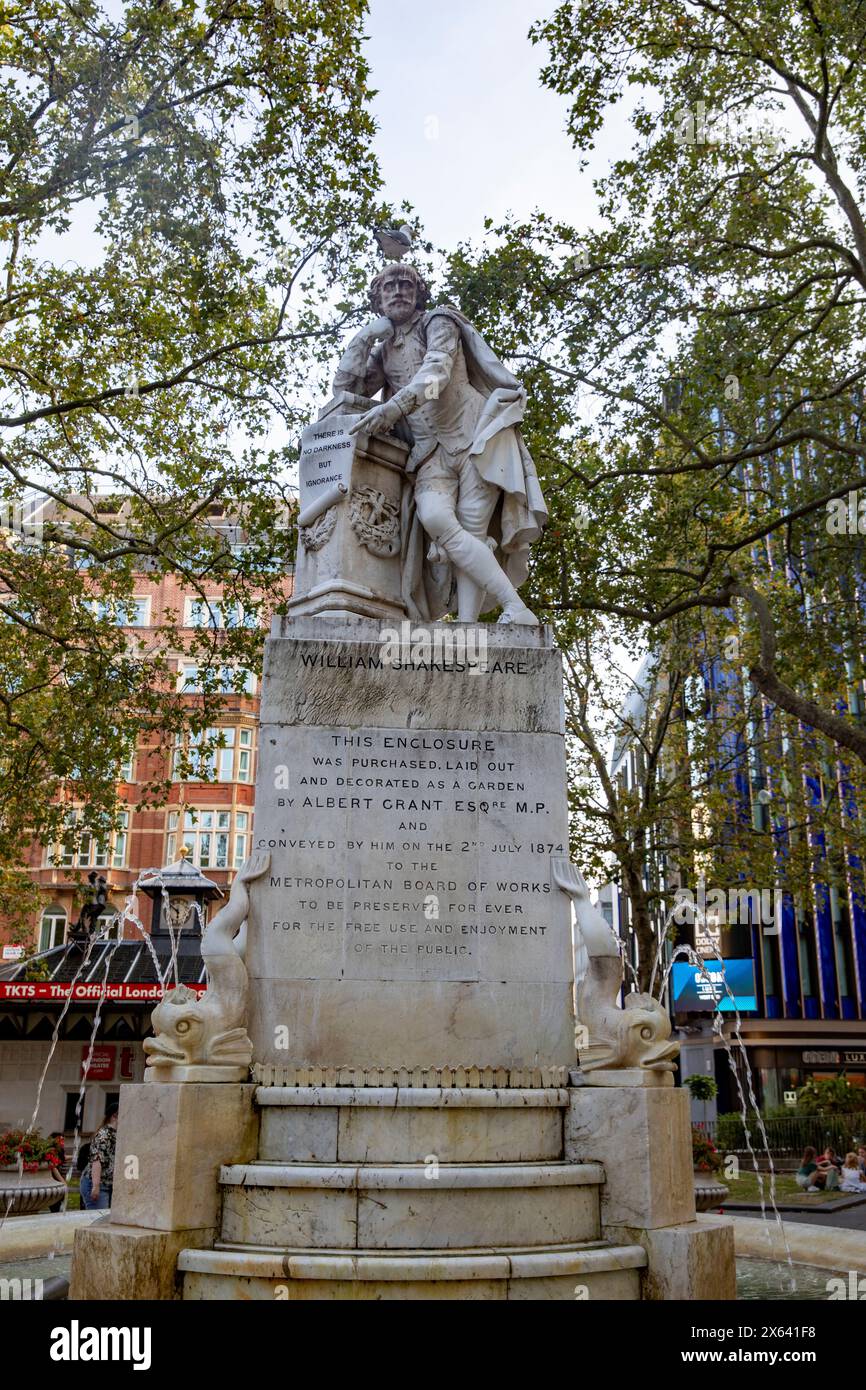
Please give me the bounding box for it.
[582,890,796,1291]
[652,908,796,1290]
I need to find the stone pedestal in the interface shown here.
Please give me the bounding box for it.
[611,1216,737,1301]
[565,1084,735,1300]
[247,617,576,1079]
[69,1081,257,1301]
[566,1084,695,1229]
[290,393,409,622]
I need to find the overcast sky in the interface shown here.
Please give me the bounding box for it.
[364,0,632,250]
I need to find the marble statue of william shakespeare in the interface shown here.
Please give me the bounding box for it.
[334,263,547,624]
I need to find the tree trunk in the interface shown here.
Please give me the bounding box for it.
[622,859,657,995]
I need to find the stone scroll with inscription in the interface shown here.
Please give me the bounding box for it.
[290,394,410,624]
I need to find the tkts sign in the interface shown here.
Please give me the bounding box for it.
[0,982,207,1001]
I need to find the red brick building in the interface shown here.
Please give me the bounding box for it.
[16,567,276,951]
[0,527,291,1134]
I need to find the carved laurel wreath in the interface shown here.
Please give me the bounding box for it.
[349,485,400,557]
[299,505,337,552]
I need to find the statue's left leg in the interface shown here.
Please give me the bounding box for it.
[452,461,498,620]
[455,459,536,624]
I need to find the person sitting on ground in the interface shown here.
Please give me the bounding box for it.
[857,1145,866,1179]
[796,1146,824,1191]
[840,1152,866,1193]
[815,1147,841,1189]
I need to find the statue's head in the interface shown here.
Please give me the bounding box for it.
[370,263,429,325]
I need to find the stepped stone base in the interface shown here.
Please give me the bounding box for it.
[176,1084,625,1300]
[218,1160,603,1250]
[71,1079,735,1301]
[257,1086,567,1163]
[180,1243,647,1301]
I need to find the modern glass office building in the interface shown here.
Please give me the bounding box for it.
[605,652,866,1114]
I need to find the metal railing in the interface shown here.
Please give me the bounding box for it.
[694,1112,866,1160]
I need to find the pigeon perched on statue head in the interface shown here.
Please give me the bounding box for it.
[374,224,413,261]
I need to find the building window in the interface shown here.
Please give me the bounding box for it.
[51,810,129,869]
[172,726,254,783]
[39,907,67,951]
[167,808,250,870]
[90,597,150,627]
[236,728,253,782]
[184,597,257,629]
[234,811,249,867]
[177,663,256,696]
[119,749,135,782]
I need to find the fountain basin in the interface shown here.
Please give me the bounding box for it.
[694,1170,730,1211]
[0,1165,65,1216]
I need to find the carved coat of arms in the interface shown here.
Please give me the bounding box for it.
[349,486,400,558]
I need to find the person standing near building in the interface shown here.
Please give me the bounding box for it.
[79,1105,118,1210]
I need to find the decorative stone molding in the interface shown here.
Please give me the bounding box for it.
[299,505,337,552]
[256,1086,570,1106]
[349,484,400,557]
[144,853,270,1082]
[250,1064,570,1088]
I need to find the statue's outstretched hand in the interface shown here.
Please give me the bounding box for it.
[348,398,404,437]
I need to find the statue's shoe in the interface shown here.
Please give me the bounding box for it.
[498,601,539,626]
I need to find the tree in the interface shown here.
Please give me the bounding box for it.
[684,1073,718,1126]
[551,603,866,993]
[795,1076,866,1115]
[448,1,866,769]
[0,0,384,914]
[559,624,685,991]
[443,252,866,999]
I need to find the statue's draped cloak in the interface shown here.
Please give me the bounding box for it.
[388,307,548,621]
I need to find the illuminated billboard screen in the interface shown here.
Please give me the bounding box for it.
[671,958,757,1013]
